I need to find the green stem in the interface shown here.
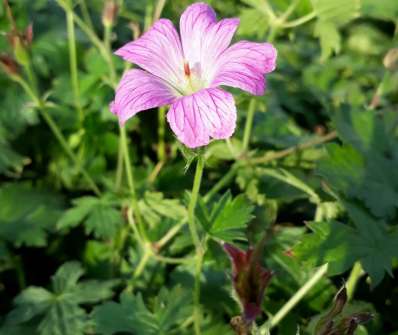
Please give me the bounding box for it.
[157,106,166,162]
[188,154,206,335]
[346,262,364,301]
[66,9,84,122]
[279,0,301,21]
[133,246,151,280]
[249,131,337,165]
[156,219,186,249]
[57,0,117,87]
[103,23,112,53]
[115,133,124,191]
[153,0,167,22]
[188,155,205,250]
[205,131,337,200]
[242,99,257,151]
[259,264,329,333]
[120,126,146,239]
[79,0,94,30]
[282,11,316,28]
[204,164,239,203]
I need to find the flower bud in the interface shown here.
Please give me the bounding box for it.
[383,48,398,71]
[102,0,118,28]
[336,312,373,335]
[315,286,347,335]
[224,243,273,323]
[0,54,19,76]
[24,23,34,46]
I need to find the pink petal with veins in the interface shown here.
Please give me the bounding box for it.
[166,88,236,148]
[114,19,185,89]
[110,69,176,125]
[180,2,240,81]
[211,41,277,95]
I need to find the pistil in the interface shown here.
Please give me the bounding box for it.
[184,61,196,93]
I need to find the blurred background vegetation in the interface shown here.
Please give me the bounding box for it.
[0,0,398,334]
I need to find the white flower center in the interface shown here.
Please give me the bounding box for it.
[178,61,207,95]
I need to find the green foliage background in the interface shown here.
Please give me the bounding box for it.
[0,0,398,334]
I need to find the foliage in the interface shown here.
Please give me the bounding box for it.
[2,262,117,335]
[1,0,398,334]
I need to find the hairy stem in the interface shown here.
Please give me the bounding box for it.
[242,99,257,152]
[188,154,206,335]
[157,106,166,162]
[66,9,84,122]
[120,126,146,239]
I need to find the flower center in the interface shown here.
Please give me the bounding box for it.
[179,61,206,95]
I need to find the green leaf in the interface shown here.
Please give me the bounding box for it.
[0,324,38,335]
[93,286,191,335]
[0,183,63,247]
[7,287,53,324]
[197,192,253,243]
[319,109,398,218]
[294,221,356,275]
[314,21,341,61]
[139,192,186,225]
[311,0,360,60]
[57,196,123,239]
[311,0,360,26]
[361,0,398,21]
[0,142,26,175]
[295,205,398,286]
[5,262,116,335]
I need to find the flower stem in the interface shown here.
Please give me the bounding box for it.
[120,126,146,239]
[115,134,124,191]
[57,0,117,87]
[157,106,166,162]
[259,264,329,333]
[242,99,257,152]
[66,9,84,123]
[188,154,206,335]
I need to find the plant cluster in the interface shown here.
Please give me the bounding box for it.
[0,0,397,334]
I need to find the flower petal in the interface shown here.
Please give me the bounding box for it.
[180,2,240,81]
[166,88,237,148]
[114,19,185,89]
[110,69,176,125]
[211,41,277,95]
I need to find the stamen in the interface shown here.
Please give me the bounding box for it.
[184,62,191,76]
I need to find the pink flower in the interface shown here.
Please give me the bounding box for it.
[224,243,273,322]
[110,2,277,148]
